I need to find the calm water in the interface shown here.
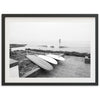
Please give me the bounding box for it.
[26,41,90,53]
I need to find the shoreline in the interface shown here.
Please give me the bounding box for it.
[26,48,90,58]
[10,44,90,58]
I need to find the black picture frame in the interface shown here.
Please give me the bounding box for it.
[1,14,98,86]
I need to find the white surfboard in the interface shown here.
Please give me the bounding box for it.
[26,55,53,71]
[46,54,65,61]
[38,55,58,65]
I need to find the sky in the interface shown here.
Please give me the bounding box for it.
[6,17,95,46]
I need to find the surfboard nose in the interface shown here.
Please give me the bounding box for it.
[46,54,65,61]
[38,55,58,65]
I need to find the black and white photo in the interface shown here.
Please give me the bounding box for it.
[2,14,98,85]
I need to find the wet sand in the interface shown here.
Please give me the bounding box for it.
[36,56,90,77]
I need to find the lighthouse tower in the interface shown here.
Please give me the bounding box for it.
[59,38,61,48]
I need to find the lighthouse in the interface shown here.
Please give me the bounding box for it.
[59,38,61,48]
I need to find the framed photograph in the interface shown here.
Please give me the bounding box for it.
[2,14,98,85]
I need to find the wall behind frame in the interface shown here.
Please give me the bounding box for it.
[0,0,99,100]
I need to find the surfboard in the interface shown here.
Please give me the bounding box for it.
[38,55,58,65]
[46,54,65,61]
[26,55,53,71]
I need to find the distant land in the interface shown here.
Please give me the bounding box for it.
[10,44,27,48]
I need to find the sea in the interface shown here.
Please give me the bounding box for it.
[26,41,90,53]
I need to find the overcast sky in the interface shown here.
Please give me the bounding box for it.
[6,17,95,45]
